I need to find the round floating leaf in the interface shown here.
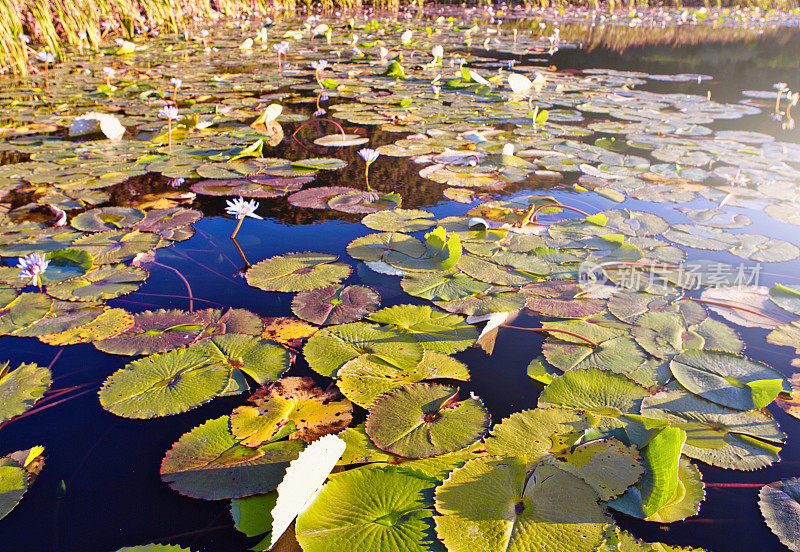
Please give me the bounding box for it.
[71,207,145,232]
[0,458,28,521]
[362,209,436,233]
[291,285,380,325]
[0,293,53,336]
[269,434,346,548]
[670,350,787,410]
[39,307,133,346]
[686,317,744,354]
[313,134,369,147]
[610,455,704,523]
[599,527,708,551]
[776,373,800,421]
[539,368,648,417]
[46,264,148,301]
[190,334,290,385]
[160,415,304,500]
[329,191,400,215]
[543,336,646,375]
[435,458,610,552]
[288,186,359,209]
[760,477,800,552]
[347,232,425,263]
[246,252,351,293]
[664,224,740,251]
[0,362,51,424]
[730,234,800,263]
[484,406,591,467]
[71,229,161,264]
[261,316,318,345]
[99,349,231,419]
[94,309,205,356]
[770,284,800,316]
[40,249,93,285]
[457,252,544,286]
[632,311,685,359]
[291,158,347,171]
[402,270,491,302]
[295,466,441,552]
[365,383,490,458]
[700,286,786,329]
[0,447,45,521]
[230,377,352,446]
[303,322,423,378]
[641,388,785,470]
[557,437,644,501]
[522,281,605,318]
[369,304,478,354]
[338,351,469,408]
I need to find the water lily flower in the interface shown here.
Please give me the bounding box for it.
[313,108,326,118]
[17,253,49,290]
[158,106,179,152]
[431,45,444,64]
[36,51,55,63]
[226,196,262,239]
[401,30,413,44]
[358,149,380,191]
[170,77,182,88]
[36,51,55,88]
[158,106,180,120]
[18,34,30,44]
[310,60,328,72]
[103,67,116,77]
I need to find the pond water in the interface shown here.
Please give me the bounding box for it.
[1,10,800,552]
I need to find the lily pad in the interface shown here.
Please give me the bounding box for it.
[93,309,206,356]
[669,350,787,410]
[0,362,51,424]
[435,458,609,552]
[295,466,442,552]
[369,304,478,354]
[759,477,800,552]
[291,284,380,325]
[230,377,352,446]
[365,383,490,458]
[160,415,304,500]
[247,252,351,293]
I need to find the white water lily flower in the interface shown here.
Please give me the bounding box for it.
[17,253,50,284]
[401,30,413,44]
[36,51,55,63]
[69,112,125,141]
[358,148,380,164]
[225,197,262,220]
[501,143,515,157]
[158,106,180,120]
[170,77,182,88]
[431,45,444,60]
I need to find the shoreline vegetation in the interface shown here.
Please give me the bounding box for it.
[2,1,800,76]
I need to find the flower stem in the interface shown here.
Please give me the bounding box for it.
[167,120,172,153]
[230,217,245,240]
[365,165,372,191]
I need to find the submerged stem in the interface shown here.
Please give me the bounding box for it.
[230,217,245,240]
[151,260,194,312]
[689,297,784,323]
[504,325,598,348]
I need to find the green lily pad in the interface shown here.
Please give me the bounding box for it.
[71,207,145,232]
[435,457,610,552]
[246,252,351,292]
[295,466,442,552]
[99,348,232,418]
[347,232,426,263]
[669,350,787,410]
[369,304,478,354]
[539,368,648,417]
[0,362,51,424]
[71,229,161,264]
[522,281,605,318]
[542,336,646,375]
[365,383,490,458]
[160,415,304,500]
[337,351,469,408]
[640,388,785,470]
[362,209,436,233]
[0,447,45,522]
[46,264,148,301]
[632,311,685,359]
[303,321,423,378]
[401,270,492,302]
